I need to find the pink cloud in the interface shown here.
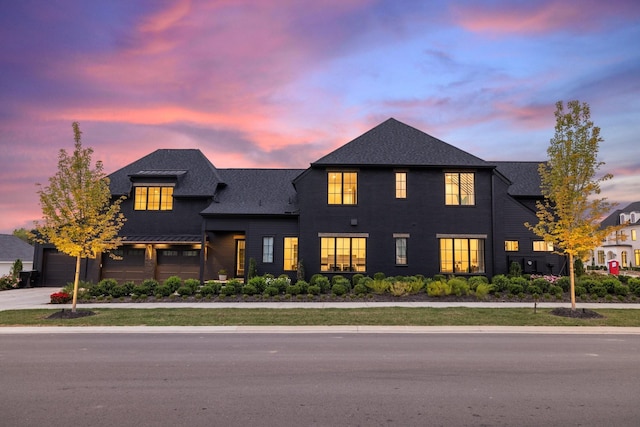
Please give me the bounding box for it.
[453,0,640,35]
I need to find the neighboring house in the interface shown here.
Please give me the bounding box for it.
[33,118,566,286]
[0,234,33,276]
[591,201,640,270]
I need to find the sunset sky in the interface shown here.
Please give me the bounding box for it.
[1,0,639,234]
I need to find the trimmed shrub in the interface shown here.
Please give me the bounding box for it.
[575,285,587,297]
[200,285,215,296]
[388,279,413,296]
[602,278,621,294]
[242,284,258,295]
[184,278,200,293]
[227,279,244,294]
[331,275,345,285]
[530,278,550,293]
[509,261,522,277]
[133,282,151,296]
[591,284,607,298]
[507,282,524,295]
[285,284,301,295]
[177,285,194,296]
[248,276,267,293]
[352,274,364,287]
[164,276,182,293]
[263,286,279,297]
[314,276,331,294]
[614,283,629,297]
[574,258,585,277]
[549,285,563,296]
[266,276,290,293]
[331,283,347,296]
[141,279,159,295]
[491,275,510,292]
[628,278,640,296]
[432,274,446,282]
[578,277,599,294]
[373,272,386,281]
[364,277,388,294]
[296,280,309,294]
[556,276,570,292]
[154,284,172,297]
[468,276,489,291]
[307,284,321,295]
[309,274,326,286]
[110,284,131,298]
[353,283,368,295]
[527,285,542,295]
[333,276,351,292]
[220,284,237,296]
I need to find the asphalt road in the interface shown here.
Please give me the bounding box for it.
[2,333,640,426]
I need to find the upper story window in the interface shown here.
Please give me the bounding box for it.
[395,172,407,199]
[134,186,174,211]
[328,172,357,205]
[504,240,519,252]
[533,241,554,252]
[445,172,475,206]
[632,229,637,241]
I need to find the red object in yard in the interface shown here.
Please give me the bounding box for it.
[608,260,619,275]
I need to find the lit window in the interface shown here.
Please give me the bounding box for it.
[632,230,637,241]
[505,241,519,252]
[395,237,407,265]
[283,237,298,271]
[328,172,357,205]
[622,251,628,268]
[134,186,173,210]
[262,237,274,263]
[533,241,553,252]
[445,172,475,206]
[635,249,640,266]
[440,238,484,273]
[321,237,366,272]
[395,172,407,199]
[598,250,605,264]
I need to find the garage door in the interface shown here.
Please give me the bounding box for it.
[156,248,200,282]
[101,248,146,283]
[42,249,76,287]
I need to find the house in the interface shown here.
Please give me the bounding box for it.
[591,201,640,270]
[33,118,566,286]
[0,234,33,276]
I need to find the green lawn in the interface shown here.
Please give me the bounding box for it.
[1,307,639,327]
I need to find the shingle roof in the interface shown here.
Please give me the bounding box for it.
[312,118,490,168]
[600,201,640,227]
[109,149,223,197]
[491,161,544,197]
[0,234,34,262]
[202,169,304,216]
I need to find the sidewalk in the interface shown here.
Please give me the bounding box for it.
[3,287,640,311]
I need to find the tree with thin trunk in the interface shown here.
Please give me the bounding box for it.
[526,100,620,310]
[35,123,126,312]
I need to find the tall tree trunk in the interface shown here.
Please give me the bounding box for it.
[72,255,81,313]
[569,253,576,311]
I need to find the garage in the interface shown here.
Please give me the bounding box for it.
[156,248,200,282]
[41,249,76,287]
[101,248,146,283]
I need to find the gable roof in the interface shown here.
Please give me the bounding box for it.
[491,161,544,197]
[201,169,304,216]
[0,234,33,262]
[109,149,223,197]
[600,201,640,227]
[312,118,490,168]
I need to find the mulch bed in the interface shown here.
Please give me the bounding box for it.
[46,309,96,319]
[549,307,604,319]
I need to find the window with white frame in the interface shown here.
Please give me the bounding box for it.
[262,237,274,263]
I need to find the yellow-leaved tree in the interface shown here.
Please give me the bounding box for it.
[527,100,621,310]
[35,122,126,312]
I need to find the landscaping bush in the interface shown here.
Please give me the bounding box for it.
[242,284,258,295]
[556,276,570,292]
[285,284,301,295]
[314,276,331,294]
[491,274,510,292]
[507,282,524,295]
[227,278,244,294]
[426,280,451,297]
[307,284,321,295]
[176,285,194,296]
[200,285,215,296]
[509,261,522,277]
[296,280,309,294]
[333,276,351,292]
[263,286,279,297]
[549,285,563,296]
[578,277,599,294]
[602,278,621,294]
[468,276,488,291]
[364,276,388,294]
[388,278,413,296]
[614,283,629,297]
[448,278,469,296]
[352,274,364,288]
[309,274,326,286]
[353,283,368,295]
[373,272,386,281]
[110,284,131,298]
[526,285,542,296]
[474,283,493,300]
[266,276,290,293]
[591,284,607,298]
[97,278,118,295]
[575,285,587,297]
[184,278,200,293]
[220,284,237,296]
[432,274,446,282]
[248,276,267,293]
[331,283,347,296]
[530,278,550,293]
[164,276,183,293]
[133,282,151,296]
[50,291,72,304]
[628,278,640,296]
[155,284,173,297]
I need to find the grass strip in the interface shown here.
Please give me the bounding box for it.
[1,307,639,327]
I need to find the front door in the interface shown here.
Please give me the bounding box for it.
[236,239,245,277]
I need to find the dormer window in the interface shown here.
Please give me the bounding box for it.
[620,213,628,223]
[134,185,174,210]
